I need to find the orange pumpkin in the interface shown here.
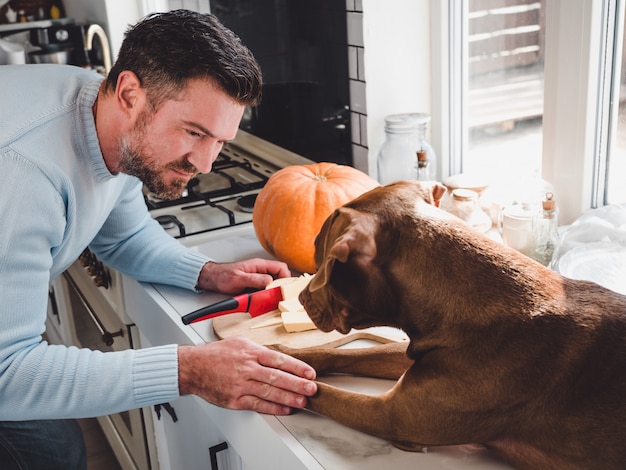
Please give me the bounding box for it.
[253,162,380,273]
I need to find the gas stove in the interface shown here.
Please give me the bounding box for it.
[144,134,291,238]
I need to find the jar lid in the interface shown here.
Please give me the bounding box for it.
[451,188,478,201]
[502,203,535,219]
[384,113,431,133]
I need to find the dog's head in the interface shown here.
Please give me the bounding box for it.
[299,181,447,334]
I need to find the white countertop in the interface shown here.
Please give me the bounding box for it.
[123,224,513,469]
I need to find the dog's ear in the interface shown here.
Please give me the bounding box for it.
[308,211,377,293]
[430,182,447,207]
[308,234,350,293]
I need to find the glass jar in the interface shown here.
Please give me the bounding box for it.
[499,202,537,257]
[447,189,492,233]
[441,173,491,215]
[377,113,437,184]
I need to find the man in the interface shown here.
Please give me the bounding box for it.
[0,10,317,469]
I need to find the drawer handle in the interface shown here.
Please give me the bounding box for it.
[209,441,228,470]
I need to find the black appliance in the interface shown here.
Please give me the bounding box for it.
[212,0,352,165]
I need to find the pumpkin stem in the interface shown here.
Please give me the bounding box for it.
[312,172,328,182]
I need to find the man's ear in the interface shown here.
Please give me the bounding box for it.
[114,70,146,120]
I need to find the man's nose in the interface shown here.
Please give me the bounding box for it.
[188,142,220,174]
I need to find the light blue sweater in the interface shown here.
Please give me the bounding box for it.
[0,64,211,419]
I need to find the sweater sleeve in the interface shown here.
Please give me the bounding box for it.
[88,178,211,290]
[0,154,180,420]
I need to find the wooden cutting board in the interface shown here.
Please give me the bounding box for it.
[212,310,408,348]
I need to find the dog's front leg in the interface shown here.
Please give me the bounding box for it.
[308,381,425,452]
[271,342,412,379]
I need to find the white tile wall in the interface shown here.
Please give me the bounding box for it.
[346,12,364,47]
[352,143,369,172]
[349,80,367,114]
[356,47,365,81]
[348,46,358,80]
[346,2,368,171]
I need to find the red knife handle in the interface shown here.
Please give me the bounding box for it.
[181,294,250,325]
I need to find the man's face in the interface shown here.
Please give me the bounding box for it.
[117,78,245,200]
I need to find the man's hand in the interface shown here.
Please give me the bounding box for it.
[178,337,317,415]
[197,259,291,294]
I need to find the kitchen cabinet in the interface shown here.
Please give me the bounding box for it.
[146,377,243,468]
[150,395,242,470]
[139,332,244,470]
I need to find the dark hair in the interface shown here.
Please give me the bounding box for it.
[104,9,262,108]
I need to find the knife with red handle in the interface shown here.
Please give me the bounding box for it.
[181,286,283,325]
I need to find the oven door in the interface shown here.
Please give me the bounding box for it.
[62,269,152,470]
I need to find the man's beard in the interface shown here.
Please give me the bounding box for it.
[117,113,197,200]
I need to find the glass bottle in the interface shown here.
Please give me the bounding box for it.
[416,150,431,181]
[531,192,560,267]
[377,113,437,184]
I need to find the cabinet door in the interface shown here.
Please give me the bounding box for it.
[151,395,242,470]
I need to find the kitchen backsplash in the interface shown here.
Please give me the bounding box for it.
[346,0,367,170]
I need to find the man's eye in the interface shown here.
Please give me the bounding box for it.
[187,130,202,137]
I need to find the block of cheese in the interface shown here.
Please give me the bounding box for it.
[279,273,312,300]
[278,297,305,313]
[281,311,316,332]
[256,274,316,333]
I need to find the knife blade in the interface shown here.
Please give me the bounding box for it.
[181,286,283,325]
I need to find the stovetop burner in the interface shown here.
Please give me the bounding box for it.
[145,143,279,239]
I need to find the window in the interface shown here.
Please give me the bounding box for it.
[432,0,624,225]
[465,1,545,206]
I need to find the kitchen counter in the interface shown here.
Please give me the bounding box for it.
[122,224,513,470]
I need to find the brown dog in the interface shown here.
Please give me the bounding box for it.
[279,180,626,469]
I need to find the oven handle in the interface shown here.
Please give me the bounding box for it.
[62,272,124,347]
